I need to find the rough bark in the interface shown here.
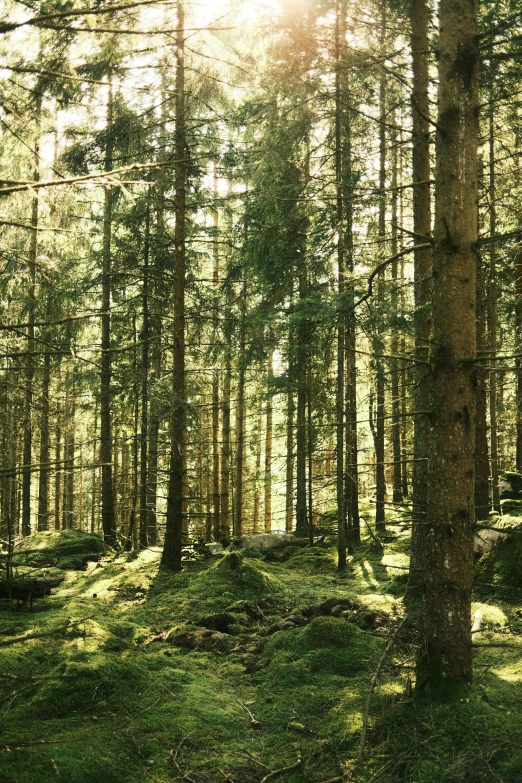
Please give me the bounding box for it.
[37,352,51,531]
[100,81,117,547]
[162,0,186,571]
[416,0,479,690]
[487,107,500,513]
[264,348,273,534]
[409,0,432,584]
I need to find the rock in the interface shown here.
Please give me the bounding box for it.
[499,471,522,500]
[474,528,507,555]
[241,533,296,550]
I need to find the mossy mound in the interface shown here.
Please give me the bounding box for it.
[13,530,105,570]
[262,615,383,680]
[474,533,522,590]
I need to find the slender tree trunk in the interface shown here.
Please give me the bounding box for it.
[54,400,61,531]
[475,178,490,519]
[409,0,432,582]
[515,250,522,472]
[221,347,231,540]
[416,0,479,690]
[22,103,41,537]
[264,348,273,534]
[488,107,500,513]
[295,270,308,537]
[344,81,360,544]
[212,172,221,540]
[375,47,387,535]
[100,81,117,547]
[335,0,347,567]
[285,389,294,534]
[139,198,151,547]
[233,278,246,538]
[162,0,186,570]
[390,120,403,505]
[37,352,51,531]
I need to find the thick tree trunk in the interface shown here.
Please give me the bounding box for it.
[409,0,432,583]
[162,0,186,570]
[416,0,479,690]
[100,82,117,547]
[37,352,51,531]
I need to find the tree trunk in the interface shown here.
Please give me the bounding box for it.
[285,389,294,534]
[212,172,221,540]
[487,106,500,513]
[375,11,387,535]
[416,0,479,690]
[54,400,61,531]
[335,0,347,567]
[515,251,522,472]
[139,197,151,547]
[37,352,51,531]
[100,81,117,547]
[409,0,432,583]
[233,278,247,538]
[475,200,490,519]
[162,0,186,571]
[390,119,403,505]
[221,347,231,540]
[22,103,41,537]
[264,348,273,534]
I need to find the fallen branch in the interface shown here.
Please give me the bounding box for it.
[238,699,262,730]
[352,620,406,779]
[260,758,302,783]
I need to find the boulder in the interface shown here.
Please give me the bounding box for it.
[240,533,296,550]
[474,528,507,555]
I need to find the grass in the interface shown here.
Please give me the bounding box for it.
[2,524,522,782]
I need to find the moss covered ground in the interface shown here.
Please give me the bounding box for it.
[2,514,522,782]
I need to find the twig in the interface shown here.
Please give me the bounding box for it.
[260,758,302,783]
[238,699,262,730]
[0,738,80,751]
[352,620,406,779]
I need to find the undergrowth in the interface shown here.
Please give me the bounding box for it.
[1,524,522,782]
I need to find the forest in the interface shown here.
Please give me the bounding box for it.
[2,0,522,780]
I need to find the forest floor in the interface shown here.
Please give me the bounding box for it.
[2,505,522,783]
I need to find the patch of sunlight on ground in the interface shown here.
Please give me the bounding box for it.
[116,548,162,571]
[471,602,508,627]
[362,560,380,587]
[492,659,522,683]
[357,593,398,611]
[381,552,409,575]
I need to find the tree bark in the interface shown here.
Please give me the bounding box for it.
[100,81,117,547]
[409,0,432,583]
[416,0,479,690]
[264,348,273,534]
[37,351,50,531]
[162,0,186,571]
[22,102,41,537]
[139,195,151,547]
[487,106,500,513]
[335,0,347,568]
[233,277,247,538]
[285,389,294,534]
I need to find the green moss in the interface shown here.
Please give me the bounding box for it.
[13,530,105,570]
